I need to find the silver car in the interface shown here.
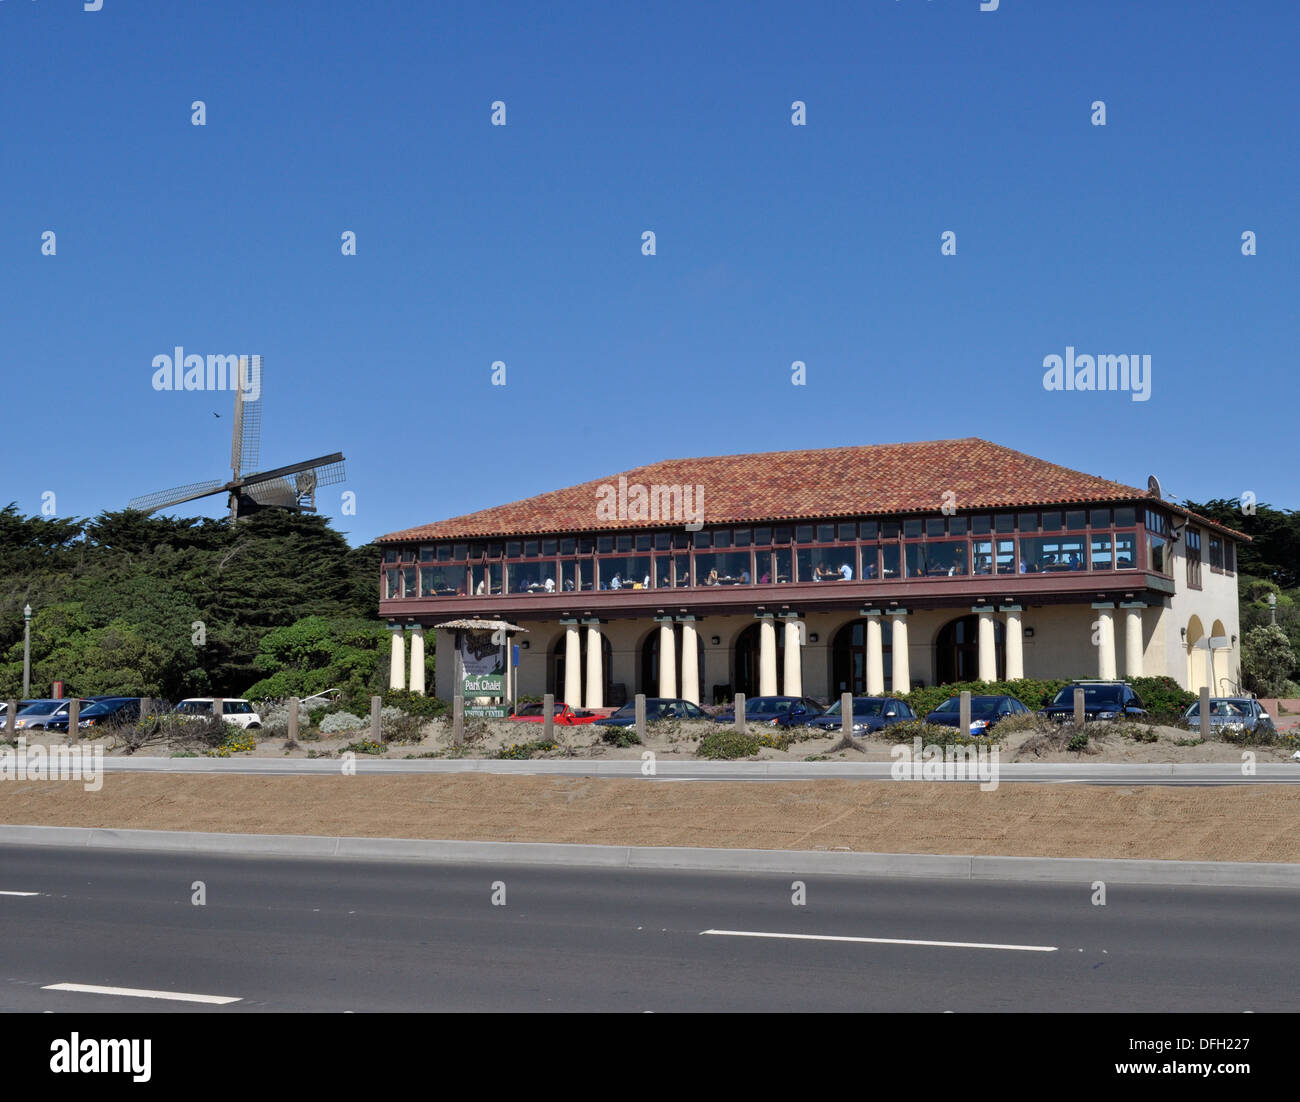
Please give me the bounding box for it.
[1182,697,1275,735]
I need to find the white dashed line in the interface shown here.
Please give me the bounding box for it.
[701,929,1058,952]
[43,983,241,1005]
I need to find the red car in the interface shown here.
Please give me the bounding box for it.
[507,702,600,725]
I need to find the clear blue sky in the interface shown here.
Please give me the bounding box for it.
[2,1,1295,546]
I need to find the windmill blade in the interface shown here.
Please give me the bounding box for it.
[233,452,345,488]
[243,477,300,508]
[230,355,262,479]
[309,456,347,487]
[128,479,231,514]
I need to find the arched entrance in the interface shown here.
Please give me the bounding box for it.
[551,631,613,705]
[1211,619,1230,694]
[1185,615,1206,693]
[639,626,705,697]
[734,622,787,697]
[935,615,1005,685]
[830,619,892,696]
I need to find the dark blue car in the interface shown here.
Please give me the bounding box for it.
[594,698,709,727]
[800,697,916,736]
[711,696,826,727]
[924,694,1033,734]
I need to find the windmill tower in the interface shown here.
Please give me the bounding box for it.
[129,356,347,521]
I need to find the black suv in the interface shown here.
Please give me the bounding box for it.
[1039,682,1145,722]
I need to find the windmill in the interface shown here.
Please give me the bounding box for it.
[129,356,347,521]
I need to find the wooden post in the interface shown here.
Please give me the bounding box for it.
[287,696,300,743]
[734,692,746,735]
[453,694,464,746]
[635,693,646,742]
[959,690,971,738]
[1199,685,1211,742]
[543,693,555,743]
[67,698,80,743]
[5,699,16,738]
[370,695,383,743]
[214,697,224,723]
[841,691,853,741]
[1073,687,1085,729]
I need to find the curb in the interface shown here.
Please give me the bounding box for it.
[1,824,1296,887]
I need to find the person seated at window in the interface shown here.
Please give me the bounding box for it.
[758,570,770,584]
[839,562,853,580]
[740,568,751,584]
[1019,559,1030,573]
[1069,552,1083,570]
[563,577,575,591]
[610,573,623,590]
[660,575,671,588]
[475,577,486,595]
[643,574,651,588]
[543,576,555,592]
[863,561,877,578]
[706,568,720,586]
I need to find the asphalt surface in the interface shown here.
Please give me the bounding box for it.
[1,845,1295,1011]
[83,756,1300,785]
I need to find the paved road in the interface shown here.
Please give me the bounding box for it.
[1,846,1295,1011]
[86,756,1300,785]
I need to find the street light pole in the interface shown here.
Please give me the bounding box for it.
[22,604,32,698]
[1268,592,1277,626]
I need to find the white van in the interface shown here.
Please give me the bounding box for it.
[174,698,263,729]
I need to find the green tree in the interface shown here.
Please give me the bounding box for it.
[1240,624,1295,697]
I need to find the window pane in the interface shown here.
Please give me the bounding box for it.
[973,539,1015,575]
[970,515,991,535]
[383,549,398,564]
[674,553,691,586]
[838,522,856,542]
[597,536,613,554]
[754,526,772,545]
[795,525,814,543]
[860,546,879,579]
[773,547,792,583]
[1147,534,1169,574]
[694,530,712,549]
[713,529,732,549]
[615,535,632,553]
[420,564,464,595]
[577,537,594,554]
[1041,512,1062,531]
[419,546,434,562]
[904,519,922,538]
[1089,509,1111,528]
[400,547,416,563]
[995,513,1015,533]
[881,521,900,539]
[948,516,968,536]
[437,545,452,562]
[653,532,670,551]
[505,541,521,558]
[754,551,773,584]
[559,537,575,555]
[696,552,753,585]
[734,528,751,547]
[1065,510,1087,530]
[1089,534,1113,569]
[859,520,878,540]
[881,545,901,578]
[1018,536,1086,573]
[597,556,651,589]
[1114,507,1137,527]
[1114,532,1137,569]
[774,526,792,544]
[1018,512,1038,531]
[561,561,587,592]
[906,541,968,577]
[817,524,835,543]
[385,568,401,598]
[522,541,537,558]
[925,517,946,537]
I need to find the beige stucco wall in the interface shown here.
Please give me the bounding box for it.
[1166,535,1242,693]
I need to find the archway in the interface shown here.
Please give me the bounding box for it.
[734,622,786,698]
[935,615,1005,685]
[1185,615,1206,693]
[1211,618,1229,694]
[830,619,893,696]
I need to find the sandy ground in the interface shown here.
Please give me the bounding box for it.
[1,774,1297,863]
[12,716,1299,765]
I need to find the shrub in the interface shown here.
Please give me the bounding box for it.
[496,738,558,759]
[697,731,761,759]
[1128,676,1195,723]
[601,727,642,747]
[1242,625,1296,697]
[1216,724,1279,747]
[382,713,427,744]
[339,739,386,755]
[382,690,449,719]
[260,701,311,737]
[903,679,1068,719]
[1174,737,1204,747]
[1067,732,1089,752]
[206,729,257,757]
[881,718,1003,749]
[319,711,367,734]
[1118,724,1159,743]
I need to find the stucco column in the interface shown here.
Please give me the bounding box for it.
[1093,604,1116,680]
[563,623,582,706]
[1003,607,1024,681]
[679,619,700,705]
[975,607,997,682]
[889,611,910,694]
[388,625,406,691]
[584,622,603,710]
[783,617,803,697]
[758,616,778,697]
[865,612,885,695]
[658,620,677,698]
[409,626,425,695]
[1122,604,1144,678]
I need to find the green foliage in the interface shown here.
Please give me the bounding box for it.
[339,739,386,755]
[496,738,558,759]
[876,718,1002,749]
[206,728,258,757]
[601,727,642,747]
[902,679,1068,718]
[1241,624,1295,697]
[1067,732,1089,752]
[697,731,761,759]
[382,689,447,719]
[1127,676,1196,721]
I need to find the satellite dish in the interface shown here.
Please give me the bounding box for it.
[1147,475,1163,499]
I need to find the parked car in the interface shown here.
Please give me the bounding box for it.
[173,698,263,729]
[10,699,94,731]
[711,696,827,727]
[1,699,44,721]
[594,698,708,727]
[925,694,1033,734]
[1038,681,1146,722]
[799,696,916,735]
[507,701,600,725]
[45,697,144,733]
[1182,697,1274,735]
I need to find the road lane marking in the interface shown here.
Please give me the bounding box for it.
[701,929,1057,952]
[42,983,241,1005]
[0,891,40,896]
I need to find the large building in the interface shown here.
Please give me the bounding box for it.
[376,438,1246,706]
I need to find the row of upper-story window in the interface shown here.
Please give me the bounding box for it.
[382,526,1184,599]
[383,506,1158,567]
[1185,526,1236,590]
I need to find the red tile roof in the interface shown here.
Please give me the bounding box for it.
[377,437,1247,542]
